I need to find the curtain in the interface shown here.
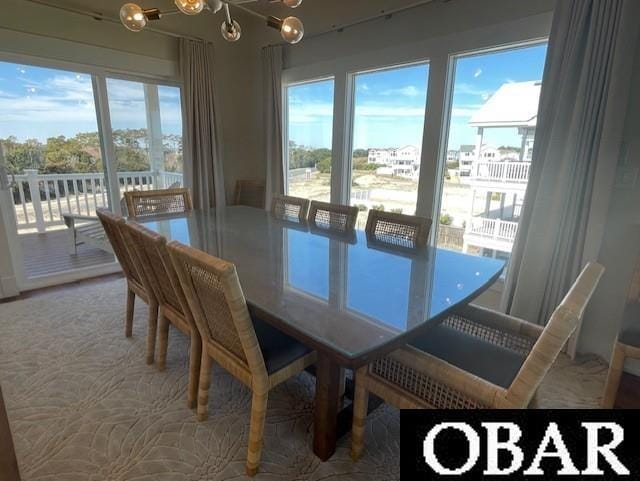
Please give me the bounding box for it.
[501,0,637,330]
[262,45,284,211]
[180,39,226,210]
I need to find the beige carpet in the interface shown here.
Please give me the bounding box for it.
[0,278,607,481]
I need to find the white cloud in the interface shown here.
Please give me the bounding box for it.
[456,83,493,101]
[381,85,423,97]
[473,68,483,78]
[451,104,483,118]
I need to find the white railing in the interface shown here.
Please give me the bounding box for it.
[471,161,531,184]
[467,217,519,243]
[12,169,183,232]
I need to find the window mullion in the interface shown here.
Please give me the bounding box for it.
[330,69,351,205]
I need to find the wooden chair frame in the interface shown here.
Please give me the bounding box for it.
[234,180,266,209]
[365,210,432,248]
[602,256,640,408]
[124,188,192,219]
[122,221,202,409]
[167,241,316,476]
[351,262,605,460]
[308,201,358,233]
[96,209,158,364]
[271,194,310,222]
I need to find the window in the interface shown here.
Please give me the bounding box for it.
[436,43,547,262]
[285,78,334,202]
[349,63,429,229]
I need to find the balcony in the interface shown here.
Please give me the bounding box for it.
[466,161,531,191]
[464,217,519,253]
[13,170,183,234]
[10,170,183,281]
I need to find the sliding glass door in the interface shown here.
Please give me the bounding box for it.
[0,57,182,288]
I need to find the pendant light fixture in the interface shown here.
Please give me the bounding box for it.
[119,0,305,44]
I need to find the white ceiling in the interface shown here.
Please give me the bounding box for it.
[26,0,436,40]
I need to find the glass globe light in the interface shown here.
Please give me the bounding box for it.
[175,0,204,15]
[282,0,302,7]
[120,3,147,32]
[221,20,242,42]
[206,0,223,14]
[281,16,304,44]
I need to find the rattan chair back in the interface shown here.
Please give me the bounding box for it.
[308,201,358,233]
[502,262,605,407]
[124,188,192,218]
[96,208,141,285]
[365,210,431,248]
[271,194,310,222]
[234,180,266,209]
[167,241,268,377]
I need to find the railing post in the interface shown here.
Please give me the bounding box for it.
[25,169,46,233]
[494,219,501,239]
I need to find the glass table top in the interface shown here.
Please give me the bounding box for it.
[140,206,505,363]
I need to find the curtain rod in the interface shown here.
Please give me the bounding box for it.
[265,0,442,48]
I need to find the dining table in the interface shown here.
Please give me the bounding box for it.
[141,205,505,461]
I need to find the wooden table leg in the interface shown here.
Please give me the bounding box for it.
[313,353,341,461]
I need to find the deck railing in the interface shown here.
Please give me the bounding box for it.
[471,161,531,184]
[467,217,519,243]
[13,169,183,232]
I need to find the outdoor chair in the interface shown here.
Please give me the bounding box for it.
[167,241,316,476]
[350,262,605,460]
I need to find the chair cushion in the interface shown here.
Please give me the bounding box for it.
[409,323,527,388]
[618,303,640,347]
[252,317,313,375]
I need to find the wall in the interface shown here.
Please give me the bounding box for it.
[579,28,640,360]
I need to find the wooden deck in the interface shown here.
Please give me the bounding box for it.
[19,229,115,279]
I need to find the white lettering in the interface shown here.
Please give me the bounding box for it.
[582,423,629,475]
[524,422,580,475]
[482,422,524,475]
[424,422,480,475]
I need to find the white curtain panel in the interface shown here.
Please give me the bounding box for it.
[502,0,638,330]
[262,45,284,211]
[180,39,226,210]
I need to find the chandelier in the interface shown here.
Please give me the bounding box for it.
[120,0,305,44]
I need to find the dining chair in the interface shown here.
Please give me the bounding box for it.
[121,221,202,409]
[308,200,358,233]
[271,194,310,222]
[234,180,266,209]
[124,188,192,219]
[365,210,432,248]
[167,241,316,476]
[602,255,640,408]
[350,262,605,460]
[96,209,158,364]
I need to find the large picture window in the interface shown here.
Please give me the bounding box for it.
[435,43,547,262]
[349,63,429,229]
[285,78,334,202]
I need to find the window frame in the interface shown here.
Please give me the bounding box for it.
[281,12,551,244]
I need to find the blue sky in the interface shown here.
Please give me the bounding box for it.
[288,42,548,151]
[0,61,182,142]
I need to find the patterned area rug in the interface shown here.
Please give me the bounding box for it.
[0,278,607,480]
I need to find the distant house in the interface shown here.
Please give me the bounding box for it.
[446,150,459,163]
[458,145,476,176]
[368,146,421,179]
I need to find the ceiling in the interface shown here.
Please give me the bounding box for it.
[24,0,436,41]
